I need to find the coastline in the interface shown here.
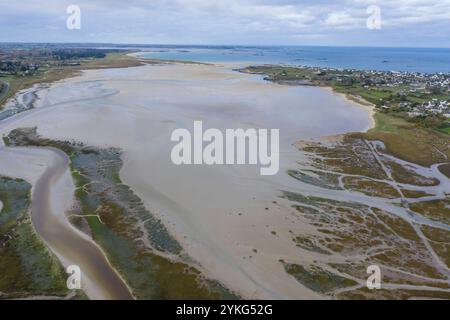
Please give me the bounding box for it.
[321,86,376,132]
[128,51,211,66]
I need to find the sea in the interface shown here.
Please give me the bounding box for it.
[138,45,450,74]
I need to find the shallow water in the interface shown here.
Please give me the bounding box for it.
[138,46,450,73]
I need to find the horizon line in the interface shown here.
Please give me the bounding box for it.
[1,41,449,50]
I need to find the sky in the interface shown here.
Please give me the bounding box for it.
[0,0,449,47]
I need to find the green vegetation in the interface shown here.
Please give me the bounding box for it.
[292,236,331,255]
[421,225,450,268]
[281,262,357,294]
[439,163,450,179]
[357,113,450,167]
[0,176,69,299]
[342,176,400,199]
[410,198,450,225]
[287,169,342,190]
[439,126,450,134]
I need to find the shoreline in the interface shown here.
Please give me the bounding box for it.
[321,86,376,132]
[128,51,212,66]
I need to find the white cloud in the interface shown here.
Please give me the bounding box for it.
[0,0,449,46]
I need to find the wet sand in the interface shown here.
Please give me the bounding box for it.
[0,63,374,299]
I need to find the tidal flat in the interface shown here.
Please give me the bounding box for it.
[0,61,448,299]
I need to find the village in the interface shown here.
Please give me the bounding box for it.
[309,66,450,118]
[0,46,112,76]
[336,68,450,117]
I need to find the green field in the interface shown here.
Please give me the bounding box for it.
[439,127,450,134]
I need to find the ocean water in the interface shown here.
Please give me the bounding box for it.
[140,46,450,73]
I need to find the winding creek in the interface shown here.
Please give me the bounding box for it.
[31,147,133,299]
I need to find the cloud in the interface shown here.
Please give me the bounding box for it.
[0,0,449,47]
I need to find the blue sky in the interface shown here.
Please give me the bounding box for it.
[1,0,449,47]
